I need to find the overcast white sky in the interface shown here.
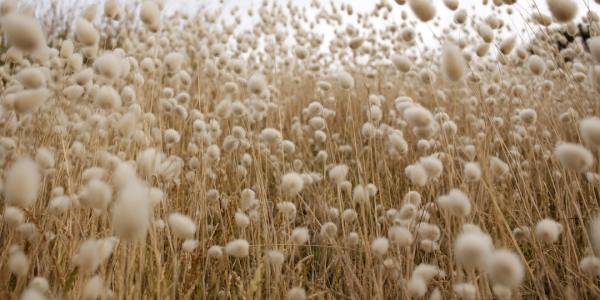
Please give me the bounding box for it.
[34,0,599,52]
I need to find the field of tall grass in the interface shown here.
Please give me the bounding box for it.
[1,0,600,299]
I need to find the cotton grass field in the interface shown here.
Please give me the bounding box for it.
[1,0,600,299]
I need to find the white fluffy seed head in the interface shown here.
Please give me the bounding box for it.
[527,55,546,75]
[16,68,46,89]
[464,162,482,182]
[404,106,433,127]
[489,156,510,179]
[329,164,349,184]
[48,196,71,215]
[453,283,477,300]
[225,239,250,258]
[140,1,160,30]
[441,44,466,81]
[164,128,181,144]
[547,0,577,23]
[287,287,307,300]
[3,14,45,52]
[73,238,117,274]
[519,108,537,125]
[28,276,49,293]
[234,211,250,228]
[338,71,354,90]
[277,201,297,220]
[554,143,594,172]
[164,52,184,73]
[8,248,29,276]
[112,180,151,241]
[409,0,436,22]
[534,218,562,244]
[83,275,104,300]
[266,250,285,266]
[291,227,310,245]
[419,155,443,180]
[406,277,427,298]
[35,147,54,170]
[80,179,112,210]
[580,256,600,277]
[12,89,50,114]
[75,18,99,46]
[3,206,25,227]
[182,240,199,252]
[436,189,471,217]
[371,237,390,256]
[391,54,412,72]
[580,117,600,147]
[499,35,517,55]
[248,73,267,94]
[388,226,413,247]
[320,222,338,239]
[454,226,494,270]
[352,184,370,203]
[260,128,282,144]
[207,245,223,259]
[405,163,429,186]
[168,213,196,239]
[4,157,41,208]
[486,249,525,288]
[94,52,122,80]
[281,172,304,197]
[94,85,122,109]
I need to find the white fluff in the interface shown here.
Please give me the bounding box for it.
[94,52,122,80]
[182,240,199,252]
[4,157,41,208]
[464,162,482,182]
[328,164,349,184]
[112,180,151,240]
[547,0,577,22]
[8,248,29,276]
[3,14,45,51]
[436,189,471,217]
[12,89,50,114]
[441,44,466,81]
[405,163,429,186]
[168,213,196,239]
[83,275,104,300]
[291,227,310,245]
[75,18,99,46]
[225,239,250,258]
[80,179,112,210]
[534,218,562,244]
[580,117,600,147]
[287,287,307,300]
[453,283,477,300]
[371,237,390,256]
[454,226,494,270]
[409,0,436,22]
[486,249,525,288]
[404,106,433,127]
[16,68,46,89]
[73,238,117,274]
[3,206,25,227]
[281,172,304,197]
[554,143,594,172]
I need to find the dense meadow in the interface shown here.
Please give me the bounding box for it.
[1,0,600,299]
